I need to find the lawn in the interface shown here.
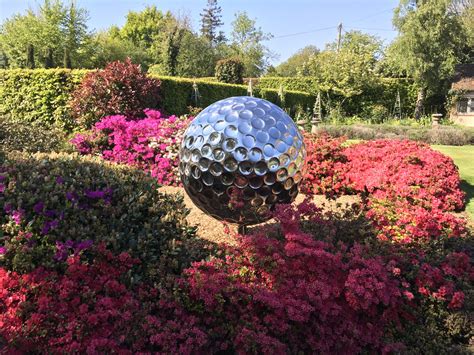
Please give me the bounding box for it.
[432,145,474,221]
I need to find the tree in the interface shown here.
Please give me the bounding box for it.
[44,47,54,68]
[86,30,151,69]
[63,47,71,68]
[304,31,382,98]
[274,45,319,76]
[200,0,225,45]
[389,0,467,119]
[229,12,273,77]
[120,5,166,49]
[0,0,90,68]
[26,43,35,68]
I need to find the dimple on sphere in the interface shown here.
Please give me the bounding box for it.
[179,96,306,225]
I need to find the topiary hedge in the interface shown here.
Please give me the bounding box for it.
[0,69,315,129]
[0,151,209,283]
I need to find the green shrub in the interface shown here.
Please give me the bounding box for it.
[215,57,244,84]
[0,116,70,153]
[0,68,87,130]
[70,59,161,128]
[0,151,209,283]
[314,124,474,146]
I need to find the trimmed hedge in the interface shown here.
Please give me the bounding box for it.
[0,69,315,129]
[152,75,315,116]
[254,76,419,116]
[0,69,88,130]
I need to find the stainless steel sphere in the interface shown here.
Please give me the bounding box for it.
[179,96,306,225]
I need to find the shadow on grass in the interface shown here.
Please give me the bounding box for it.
[461,180,474,206]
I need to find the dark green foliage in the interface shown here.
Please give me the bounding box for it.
[1,151,210,283]
[0,69,87,130]
[155,75,314,116]
[215,57,244,84]
[315,124,474,146]
[63,47,72,68]
[0,116,69,153]
[44,48,54,68]
[26,44,35,69]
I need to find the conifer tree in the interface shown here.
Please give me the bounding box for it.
[200,0,225,45]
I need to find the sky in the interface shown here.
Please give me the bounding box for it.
[0,0,400,65]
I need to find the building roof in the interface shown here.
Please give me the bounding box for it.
[452,64,474,91]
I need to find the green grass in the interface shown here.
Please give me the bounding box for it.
[432,145,474,221]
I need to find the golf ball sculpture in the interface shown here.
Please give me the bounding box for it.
[179,96,306,225]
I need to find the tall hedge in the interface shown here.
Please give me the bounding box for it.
[0,69,87,130]
[255,76,419,117]
[0,70,315,128]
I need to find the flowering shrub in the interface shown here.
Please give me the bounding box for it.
[69,59,161,128]
[300,134,351,197]
[71,109,191,186]
[0,244,209,353]
[0,151,208,281]
[302,136,467,243]
[180,201,473,353]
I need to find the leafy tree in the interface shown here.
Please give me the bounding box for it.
[175,31,216,77]
[229,12,273,77]
[63,47,71,68]
[274,45,319,76]
[86,30,151,69]
[304,31,382,98]
[120,5,166,49]
[389,0,467,119]
[200,0,225,45]
[0,0,90,68]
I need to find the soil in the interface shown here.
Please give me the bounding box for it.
[159,186,360,245]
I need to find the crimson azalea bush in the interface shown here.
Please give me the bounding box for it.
[69,59,161,128]
[180,201,473,353]
[302,135,467,244]
[71,109,191,186]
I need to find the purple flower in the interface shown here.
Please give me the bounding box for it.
[0,184,4,193]
[33,201,45,214]
[41,219,59,235]
[0,246,6,255]
[76,239,93,252]
[85,190,106,199]
[4,203,12,213]
[44,210,57,218]
[0,175,6,181]
[56,176,65,184]
[66,191,78,202]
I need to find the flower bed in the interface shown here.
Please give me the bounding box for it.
[2,128,472,352]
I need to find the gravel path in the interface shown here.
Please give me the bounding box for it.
[159,186,359,245]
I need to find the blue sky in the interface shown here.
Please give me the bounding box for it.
[0,0,399,64]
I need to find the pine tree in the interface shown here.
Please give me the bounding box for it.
[26,43,35,68]
[200,0,225,45]
[45,47,54,68]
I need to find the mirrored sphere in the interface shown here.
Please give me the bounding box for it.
[179,96,306,225]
